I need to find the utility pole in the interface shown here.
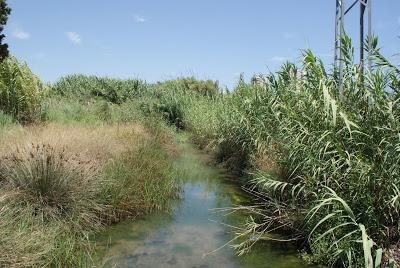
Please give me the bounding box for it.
[334,0,372,91]
[360,1,366,75]
[334,0,340,73]
[360,0,372,74]
[367,0,372,70]
[334,0,345,92]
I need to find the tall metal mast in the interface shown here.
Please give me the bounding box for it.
[360,1,366,75]
[334,0,345,92]
[334,0,372,91]
[367,0,372,70]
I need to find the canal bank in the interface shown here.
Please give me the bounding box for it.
[95,135,317,268]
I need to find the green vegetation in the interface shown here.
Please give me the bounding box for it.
[0,142,104,267]
[0,110,15,128]
[147,37,400,267]
[0,57,47,123]
[0,26,398,267]
[0,58,180,266]
[156,76,219,97]
[52,74,148,104]
[0,123,179,267]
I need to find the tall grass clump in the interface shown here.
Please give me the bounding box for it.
[100,131,179,222]
[156,76,219,97]
[0,143,104,267]
[213,37,400,267]
[41,96,149,126]
[52,74,147,104]
[152,76,265,173]
[0,122,180,267]
[155,89,189,129]
[0,110,15,128]
[153,77,222,144]
[151,37,399,267]
[0,57,46,123]
[47,74,158,126]
[178,93,223,149]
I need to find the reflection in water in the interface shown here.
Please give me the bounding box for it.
[96,138,316,268]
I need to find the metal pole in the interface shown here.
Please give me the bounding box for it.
[338,0,344,93]
[360,0,366,75]
[368,0,372,70]
[334,0,340,73]
[345,0,360,15]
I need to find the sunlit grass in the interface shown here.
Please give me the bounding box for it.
[0,121,179,267]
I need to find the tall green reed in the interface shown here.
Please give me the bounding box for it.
[0,57,46,123]
[152,36,399,267]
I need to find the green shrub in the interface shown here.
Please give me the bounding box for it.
[156,76,219,97]
[52,74,147,104]
[156,90,188,129]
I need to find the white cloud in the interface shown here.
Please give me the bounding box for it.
[13,29,30,40]
[283,32,295,39]
[66,31,81,44]
[134,14,146,23]
[270,56,289,62]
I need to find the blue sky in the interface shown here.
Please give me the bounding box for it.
[4,0,400,88]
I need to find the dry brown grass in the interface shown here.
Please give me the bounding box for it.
[384,244,400,268]
[0,122,148,168]
[0,122,179,267]
[253,152,283,179]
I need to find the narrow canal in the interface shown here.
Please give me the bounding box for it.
[96,136,317,268]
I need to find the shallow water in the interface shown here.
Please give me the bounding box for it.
[96,138,317,268]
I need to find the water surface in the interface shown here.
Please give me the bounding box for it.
[96,138,316,268]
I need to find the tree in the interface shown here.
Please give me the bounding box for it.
[0,0,11,62]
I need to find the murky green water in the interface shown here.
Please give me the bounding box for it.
[96,138,317,268]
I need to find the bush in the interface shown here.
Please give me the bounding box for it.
[52,74,147,104]
[156,90,188,129]
[156,76,219,97]
[0,143,104,266]
[0,143,103,221]
[0,57,46,123]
